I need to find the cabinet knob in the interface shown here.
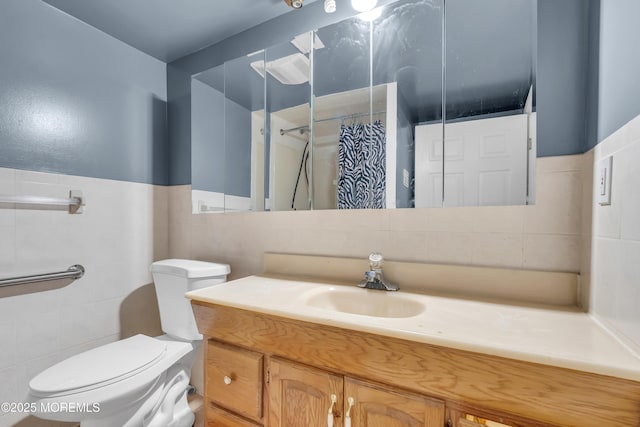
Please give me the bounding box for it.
[223,375,232,385]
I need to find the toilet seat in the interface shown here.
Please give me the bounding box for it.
[30,335,175,398]
[27,335,196,424]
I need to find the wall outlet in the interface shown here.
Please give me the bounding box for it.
[597,156,613,206]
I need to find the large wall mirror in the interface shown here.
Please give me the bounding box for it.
[191,0,536,213]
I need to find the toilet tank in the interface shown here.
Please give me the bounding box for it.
[150,259,230,341]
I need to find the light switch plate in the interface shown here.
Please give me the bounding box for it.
[597,156,613,206]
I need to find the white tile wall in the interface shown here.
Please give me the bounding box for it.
[589,114,640,351]
[0,168,168,426]
[170,155,585,284]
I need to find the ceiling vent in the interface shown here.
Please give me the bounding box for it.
[291,32,325,54]
[250,53,310,85]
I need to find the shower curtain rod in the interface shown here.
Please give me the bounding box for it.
[279,110,386,135]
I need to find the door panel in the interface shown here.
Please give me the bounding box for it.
[344,378,444,427]
[415,114,528,207]
[268,358,344,427]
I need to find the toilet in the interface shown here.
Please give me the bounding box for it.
[27,259,230,427]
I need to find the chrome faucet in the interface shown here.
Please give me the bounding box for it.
[358,253,399,291]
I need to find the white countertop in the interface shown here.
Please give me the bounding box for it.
[186,275,640,381]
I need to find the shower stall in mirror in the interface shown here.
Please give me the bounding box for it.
[312,13,374,210]
[264,35,313,211]
[311,0,444,210]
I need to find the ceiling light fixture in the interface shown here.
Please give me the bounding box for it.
[351,0,377,12]
[285,0,303,9]
[324,0,336,13]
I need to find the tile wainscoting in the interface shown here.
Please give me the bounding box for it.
[0,168,167,426]
[170,154,587,287]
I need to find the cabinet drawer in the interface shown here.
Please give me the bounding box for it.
[206,340,264,421]
[207,403,262,427]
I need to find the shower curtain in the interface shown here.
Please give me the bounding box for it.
[337,120,386,209]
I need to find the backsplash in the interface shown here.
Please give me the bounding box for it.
[587,114,640,351]
[0,168,167,426]
[169,154,586,284]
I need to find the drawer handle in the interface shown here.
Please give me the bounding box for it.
[345,396,354,427]
[223,375,232,385]
[327,394,337,427]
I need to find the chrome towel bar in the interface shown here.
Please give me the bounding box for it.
[0,190,84,214]
[0,265,85,288]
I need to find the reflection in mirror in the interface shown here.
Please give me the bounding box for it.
[313,14,373,209]
[190,0,535,212]
[309,0,444,210]
[374,0,443,209]
[264,34,313,211]
[190,51,266,213]
[191,64,225,213]
[416,0,536,207]
[225,52,265,212]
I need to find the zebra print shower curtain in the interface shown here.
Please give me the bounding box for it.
[337,120,386,209]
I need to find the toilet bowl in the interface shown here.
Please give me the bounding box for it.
[27,259,230,427]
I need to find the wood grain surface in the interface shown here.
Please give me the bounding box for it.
[345,377,445,427]
[268,357,344,427]
[206,340,264,422]
[194,301,640,427]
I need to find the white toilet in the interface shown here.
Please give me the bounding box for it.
[27,259,230,427]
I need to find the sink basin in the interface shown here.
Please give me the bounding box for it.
[303,287,425,318]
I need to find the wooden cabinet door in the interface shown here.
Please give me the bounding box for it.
[344,378,445,427]
[268,358,344,427]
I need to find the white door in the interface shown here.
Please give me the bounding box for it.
[415,114,528,207]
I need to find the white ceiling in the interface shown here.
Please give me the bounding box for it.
[42,0,319,62]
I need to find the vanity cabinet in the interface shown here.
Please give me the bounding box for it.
[193,301,640,427]
[268,358,444,427]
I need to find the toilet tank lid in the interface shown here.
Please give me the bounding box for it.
[150,259,230,278]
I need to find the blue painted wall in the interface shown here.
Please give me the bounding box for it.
[536,0,589,157]
[0,0,168,185]
[585,0,600,153]
[595,0,640,144]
